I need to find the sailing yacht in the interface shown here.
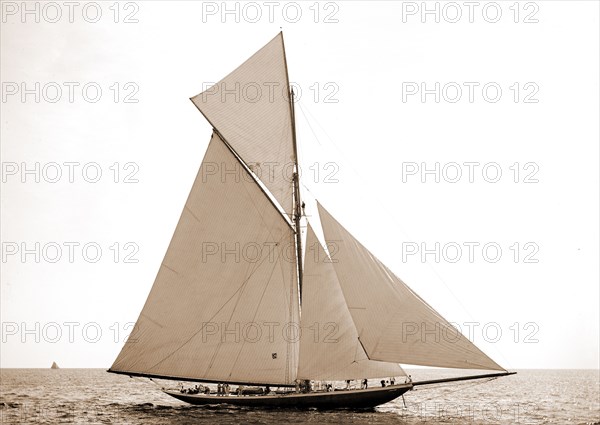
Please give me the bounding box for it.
[108,33,514,409]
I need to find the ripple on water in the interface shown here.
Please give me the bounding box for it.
[0,369,599,424]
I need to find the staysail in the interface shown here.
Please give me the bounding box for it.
[110,132,300,385]
[317,203,504,371]
[297,223,405,381]
[191,33,295,216]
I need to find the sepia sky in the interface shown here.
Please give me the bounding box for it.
[1,1,598,370]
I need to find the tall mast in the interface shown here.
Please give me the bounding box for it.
[291,88,303,303]
[281,32,303,305]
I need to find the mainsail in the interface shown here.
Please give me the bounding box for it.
[297,224,405,381]
[317,203,504,371]
[191,33,295,216]
[110,133,299,385]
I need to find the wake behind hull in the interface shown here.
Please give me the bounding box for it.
[164,384,412,409]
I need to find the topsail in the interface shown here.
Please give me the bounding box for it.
[191,33,295,216]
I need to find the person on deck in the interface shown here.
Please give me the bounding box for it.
[362,378,368,389]
[380,380,386,387]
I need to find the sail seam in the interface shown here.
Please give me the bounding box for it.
[183,205,202,223]
[160,264,178,275]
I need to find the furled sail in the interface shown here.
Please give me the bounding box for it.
[110,132,299,385]
[191,33,295,216]
[297,224,405,381]
[317,203,504,371]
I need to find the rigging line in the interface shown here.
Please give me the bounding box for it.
[296,101,323,147]
[296,98,510,369]
[236,155,285,246]
[296,99,354,168]
[211,241,287,381]
[203,231,290,376]
[204,233,265,375]
[213,129,293,231]
[227,134,294,244]
[140,233,290,375]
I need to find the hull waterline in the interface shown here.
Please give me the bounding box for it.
[165,384,413,409]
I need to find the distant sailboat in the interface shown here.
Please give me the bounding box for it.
[51,362,59,369]
[108,32,514,409]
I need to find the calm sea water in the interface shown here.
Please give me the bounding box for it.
[0,369,598,424]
